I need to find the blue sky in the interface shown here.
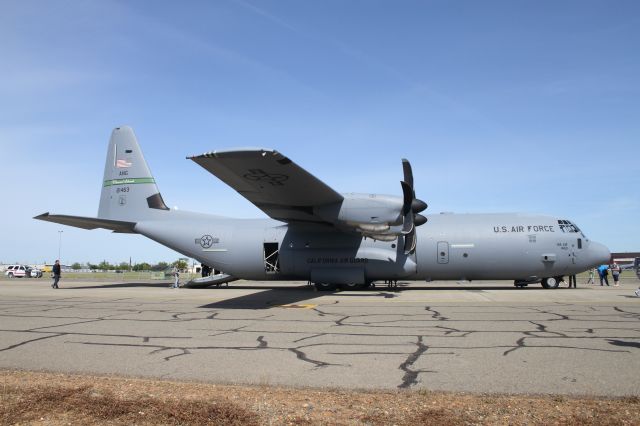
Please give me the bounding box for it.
[1,0,638,265]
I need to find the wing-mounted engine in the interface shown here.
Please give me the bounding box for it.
[314,159,427,254]
[314,193,402,233]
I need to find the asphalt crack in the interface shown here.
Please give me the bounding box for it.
[398,336,431,389]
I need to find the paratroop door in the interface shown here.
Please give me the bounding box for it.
[263,242,280,274]
[437,241,449,264]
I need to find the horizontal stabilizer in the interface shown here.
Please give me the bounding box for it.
[34,212,136,233]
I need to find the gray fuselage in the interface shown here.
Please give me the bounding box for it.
[134,210,610,284]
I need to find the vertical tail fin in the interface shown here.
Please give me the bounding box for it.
[98,126,169,222]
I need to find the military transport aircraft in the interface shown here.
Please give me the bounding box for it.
[35,126,610,290]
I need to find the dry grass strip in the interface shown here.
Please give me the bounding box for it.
[1,370,639,425]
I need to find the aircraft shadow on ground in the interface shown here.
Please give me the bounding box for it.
[70,282,170,289]
[197,284,416,309]
[64,281,559,309]
[68,282,557,292]
[197,282,548,309]
[381,285,538,291]
[198,285,325,309]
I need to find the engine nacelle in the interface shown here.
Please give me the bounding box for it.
[314,193,404,228]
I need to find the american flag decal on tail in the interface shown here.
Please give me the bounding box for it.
[116,159,132,168]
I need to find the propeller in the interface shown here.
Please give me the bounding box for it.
[400,159,427,255]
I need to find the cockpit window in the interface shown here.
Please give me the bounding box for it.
[558,219,586,238]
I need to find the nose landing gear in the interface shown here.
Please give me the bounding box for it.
[541,276,562,289]
[514,276,564,289]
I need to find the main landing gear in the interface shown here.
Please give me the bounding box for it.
[314,282,373,291]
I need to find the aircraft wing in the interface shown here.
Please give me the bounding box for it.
[34,213,137,233]
[189,148,344,223]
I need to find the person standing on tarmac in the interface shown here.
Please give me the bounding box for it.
[171,266,180,288]
[610,262,621,286]
[51,260,61,289]
[201,264,211,278]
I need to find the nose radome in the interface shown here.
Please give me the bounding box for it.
[589,241,611,266]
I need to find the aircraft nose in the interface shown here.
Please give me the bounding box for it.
[588,241,611,266]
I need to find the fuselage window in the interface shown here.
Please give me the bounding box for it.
[577,238,582,249]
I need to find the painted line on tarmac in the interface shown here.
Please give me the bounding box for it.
[276,304,317,309]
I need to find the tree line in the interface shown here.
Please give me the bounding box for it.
[69,259,189,271]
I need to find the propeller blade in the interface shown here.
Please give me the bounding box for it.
[403,230,417,255]
[401,181,413,215]
[402,210,414,234]
[401,159,414,191]
[400,158,423,254]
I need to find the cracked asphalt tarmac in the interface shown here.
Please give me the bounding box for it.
[0,277,639,396]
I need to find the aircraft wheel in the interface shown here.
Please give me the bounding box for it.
[541,277,559,289]
[7,273,13,278]
[315,282,337,291]
[341,282,366,290]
